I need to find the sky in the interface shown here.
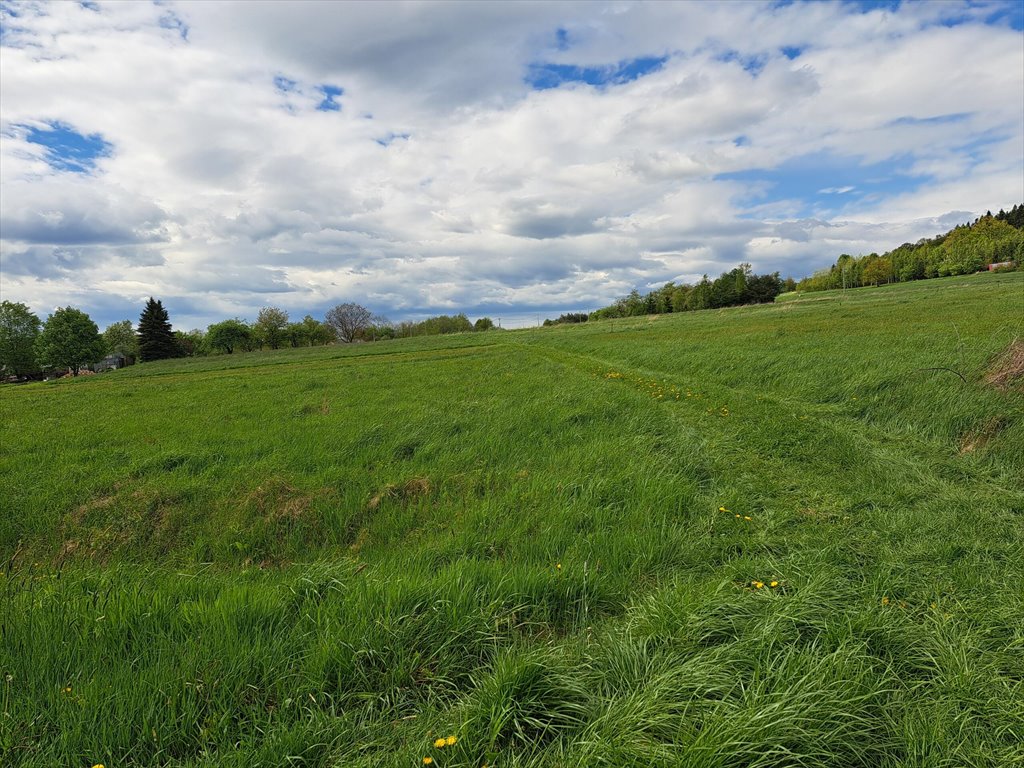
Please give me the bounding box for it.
[1,0,1022,330]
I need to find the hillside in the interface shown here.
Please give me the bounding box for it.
[2,271,1023,767]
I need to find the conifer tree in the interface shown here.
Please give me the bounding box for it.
[137,297,177,361]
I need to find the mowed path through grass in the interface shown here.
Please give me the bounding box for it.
[2,272,1023,766]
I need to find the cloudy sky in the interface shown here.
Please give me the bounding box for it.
[1,0,1022,329]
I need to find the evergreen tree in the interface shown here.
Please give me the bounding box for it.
[137,298,177,362]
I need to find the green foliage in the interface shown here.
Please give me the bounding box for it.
[102,319,138,360]
[2,272,1022,766]
[34,306,105,376]
[206,318,253,354]
[474,316,496,331]
[254,306,289,349]
[137,297,177,362]
[395,312,475,337]
[588,265,782,322]
[798,208,1024,294]
[994,202,1024,229]
[543,313,588,327]
[0,300,42,377]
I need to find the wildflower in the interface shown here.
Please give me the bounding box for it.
[770,581,779,588]
[881,596,890,606]
[446,735,457,746]
[423,758,434,765]
[743,516,752,521]
[556,563,562,570]
[62,686,72,694]
[92,765,105,768]
[719,506,728,512]
[752,581,764,589]
[434,737,447,748]
[735,514,741,518]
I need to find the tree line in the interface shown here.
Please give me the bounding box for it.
[0,298,499,380]
[796,206,1024,293]
[545,263,793,325]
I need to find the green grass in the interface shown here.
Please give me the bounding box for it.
[2,271,1023,767]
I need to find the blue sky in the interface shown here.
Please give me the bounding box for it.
[0,0,1021,330]
[22,121,112,173]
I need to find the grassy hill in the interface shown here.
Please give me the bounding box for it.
[2,271,1023,767]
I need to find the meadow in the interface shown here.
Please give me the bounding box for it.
[2,271,1023,767]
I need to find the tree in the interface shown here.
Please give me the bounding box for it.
[474,317,495,331]
[207,319,252,354]
[35,307,105,376]
[179,329,208,356]
[103,320,138,361]
[254,306,289,349]
[0,301,42,378]
[301,314,334,346]
[137,298,177,362]
[325,303,372,343]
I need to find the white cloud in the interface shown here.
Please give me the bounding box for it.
[1,0,1021,328]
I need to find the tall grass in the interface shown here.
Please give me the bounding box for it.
[1,271,1022,766]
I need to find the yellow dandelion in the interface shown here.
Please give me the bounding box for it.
[881,596,890,606]
[446,735,457,746]
[434,737,447,748]
[92,764,105,768]
[752,581,764,589]
[719,506,728,512]
[62,686,72,694]
[770,581,779,588]
[743,516,752,521]
[423,758,434,765]
[556,563,562,570]
[735,514,741,518]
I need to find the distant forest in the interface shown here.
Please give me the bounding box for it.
[544,203,1023,326]
[546,265,792,326]
[797,204,1023,293]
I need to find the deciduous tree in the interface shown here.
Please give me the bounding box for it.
[325,303,372,343]
[255,306,289,349]
[207,319,252,354]
[0,301,42,377]
[35,307,105,376]
[103,320,138,361]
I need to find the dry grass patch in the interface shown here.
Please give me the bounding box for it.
[959,416,1008,455]
[984,337,1024,391]
[367,476,433,510]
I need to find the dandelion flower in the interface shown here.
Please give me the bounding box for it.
[556,563,562,570]
[62,686,72,694]
[446,735,457,746]
[752,581,764,589]
[423,758,434,765]
[770,581,779,588]
[881,596,890,606]
[743,516,752,521]
[92,764,105,768]
[719,506,727,512]
[434,737,447,748]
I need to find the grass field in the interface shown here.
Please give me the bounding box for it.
[2,271,1023,767]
